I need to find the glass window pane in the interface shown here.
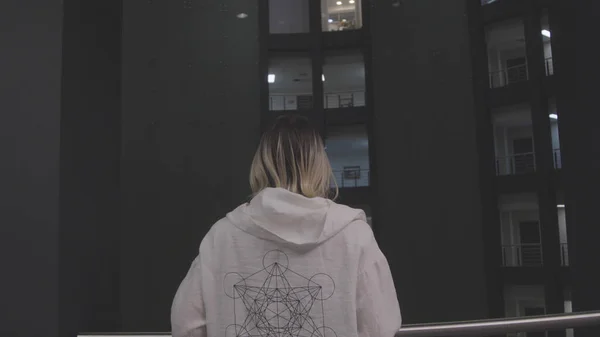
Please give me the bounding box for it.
[268,54,313,111]
[541,10,554,76]
[548,98,561,169]
[321,0,362,31]
[485,19,527,88]
[323,52,365,109]
[269,0,309,34]
[325,124,370,188]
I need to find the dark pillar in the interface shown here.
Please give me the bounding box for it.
[120,0,261,330]
[554,0,600,336]
[524,9,564,331]
[371,0,489,323]
[0,2,63,336]
[59,0,123,334]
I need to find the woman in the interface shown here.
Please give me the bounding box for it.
[171,114,401,337]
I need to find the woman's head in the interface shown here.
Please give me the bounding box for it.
[250,114,337,199]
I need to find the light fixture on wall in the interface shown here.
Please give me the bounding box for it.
[322,74,325,82]
[268,74,275,83]
[336,1,342,5]
[542,29,551,38]
[549,113,558,120]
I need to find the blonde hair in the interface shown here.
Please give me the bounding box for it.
[250,114,338,199]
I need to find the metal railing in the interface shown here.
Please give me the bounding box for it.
[502,243,544,267]
[545,57,554,76]
[395,311,600,337]
[268,94,313,111]
[77,311,600,337]
[489,63,529,88]
[331,169,370,188]
[324,90,365,109]
[561,242,570,266]
[496,152,536,176]
[553,148,562,169]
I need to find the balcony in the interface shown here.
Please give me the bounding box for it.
[325,90,365,109]
[561,243,569,266]
[268,94,313,111]
[502,244,544,267]
[496,152,536,176]
[489,63,529,89]
[331,168,370,188]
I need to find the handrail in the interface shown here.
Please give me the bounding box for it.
[395,311,600,337]
[78,311,600,337]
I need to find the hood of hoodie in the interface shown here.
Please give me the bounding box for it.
[226,188,366,251]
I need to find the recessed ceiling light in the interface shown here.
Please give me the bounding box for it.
[349,0,355,3]
[342,19,347,22]
[549,114,558,120]
[557,204,565,208]
[542,29,551,38]
[328,18,333,23]
[236,13,248,19]
[336,1,342,5]
[322,74,325,82]
[267,74,275,83]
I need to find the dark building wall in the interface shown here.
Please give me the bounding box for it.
[370,0,489,323]
[0,1,63,336]
[120,0,262,330]
[59,0,123,334]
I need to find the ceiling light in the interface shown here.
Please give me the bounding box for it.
[549,114,558,120]
[267,74,275,83]
[557,204,565,208]
[322,74,325,82]
[342,19,347,22]
[349,0,355,3]
[328,18,333,23]
[542,29,551,38]
[236,13,248,19]
[336,1,342,5]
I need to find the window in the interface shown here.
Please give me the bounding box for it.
[548,98,561,169]
[486,19,528,88]
[268,54,313,111]
[499,194,542,267]
[323,51,365,109]
[325,125,370,187]
[492,104,535,176]
[321,0,362,31]
[269,0,310,34]
[557,192,568,266]
[541,10,554,76]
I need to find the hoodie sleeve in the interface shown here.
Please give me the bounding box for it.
[356,236,402,337]
[171,256,207,337]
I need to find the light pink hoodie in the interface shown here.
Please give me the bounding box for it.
[171,188,401,337]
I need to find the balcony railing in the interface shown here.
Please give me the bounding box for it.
[324,91,365,109]
[502,243,544,267]
[496,152,537,176]
[561,242,569,266]
[553,148,562,169]
[268,94,313,111]
[331,169,370,188]
[545,57,554,76]
[489,63,529,88]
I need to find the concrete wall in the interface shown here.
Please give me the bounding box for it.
[370,0,489,323]
[120,0,261,330]
[0,1,64,336]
